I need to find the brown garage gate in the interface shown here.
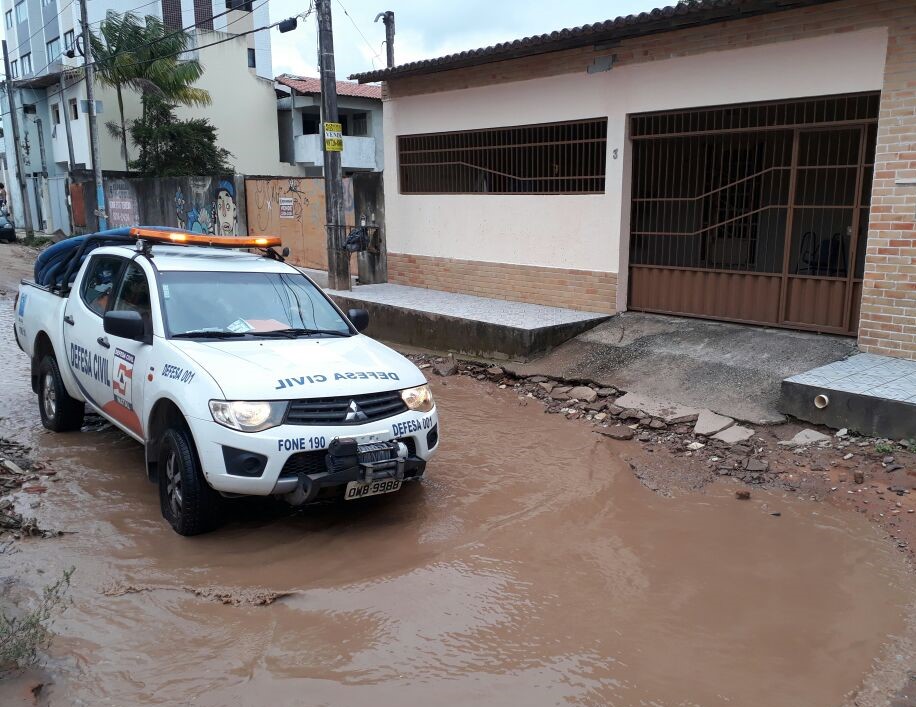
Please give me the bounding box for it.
[628,93,878,335]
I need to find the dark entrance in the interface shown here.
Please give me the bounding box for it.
[628,93,878,335]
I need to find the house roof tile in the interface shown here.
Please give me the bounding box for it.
[276,74,382,99]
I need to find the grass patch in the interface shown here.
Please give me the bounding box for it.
[0,568,73,673]
[19,235,53,248]
[874,440,897,455]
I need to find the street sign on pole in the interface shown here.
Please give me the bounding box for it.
[323,122,343,152]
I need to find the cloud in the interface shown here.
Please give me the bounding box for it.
[270,29,319,77]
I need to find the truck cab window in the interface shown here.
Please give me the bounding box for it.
[111,262,151,318]
[80,255,123,316]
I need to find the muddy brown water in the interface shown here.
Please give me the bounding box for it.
[0,297,914,706]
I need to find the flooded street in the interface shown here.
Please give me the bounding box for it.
[0,252,914,706]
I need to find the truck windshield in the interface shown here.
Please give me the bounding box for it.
[159,271,351,338]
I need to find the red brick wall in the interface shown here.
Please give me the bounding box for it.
[388,253,617,314]
[858,5,916,359]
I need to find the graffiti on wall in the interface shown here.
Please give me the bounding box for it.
[252,179,310,231]
[246,177,354,270]
[175,179,238,236]
[108,187,140,228]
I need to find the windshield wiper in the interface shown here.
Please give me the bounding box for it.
[248,327,352,338]
[172,330,247,339]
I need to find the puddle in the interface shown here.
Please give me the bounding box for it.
[0,302,913,706]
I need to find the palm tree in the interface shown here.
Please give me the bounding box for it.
[91,12,211,171]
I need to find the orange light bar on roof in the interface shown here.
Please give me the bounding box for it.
[129,227,281,249]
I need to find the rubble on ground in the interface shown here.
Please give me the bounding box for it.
[0,438,60,540]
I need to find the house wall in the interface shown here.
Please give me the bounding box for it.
[384,25,887,314]
[175,32,300,176]
[284,93,384,173]
[382,0,915,357]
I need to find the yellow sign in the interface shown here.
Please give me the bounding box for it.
[324,122,343,152]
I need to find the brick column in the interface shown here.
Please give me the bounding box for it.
[858,12,916,360]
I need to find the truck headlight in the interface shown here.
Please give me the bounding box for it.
[401,384,434,412]
[209,400,287,432]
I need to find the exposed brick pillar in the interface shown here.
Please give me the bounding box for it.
[858,11,916,360]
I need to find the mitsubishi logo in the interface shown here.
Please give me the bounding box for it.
[344,400,368,422]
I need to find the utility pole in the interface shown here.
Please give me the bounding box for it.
[2,40,34,237]
[59,73,76,170]
[79,0,106,229]
[374,11,395,68]
[316,0,349,290]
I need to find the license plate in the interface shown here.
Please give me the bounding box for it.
[344,478,402,500]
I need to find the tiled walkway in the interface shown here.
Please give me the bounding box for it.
[785,353,916,403]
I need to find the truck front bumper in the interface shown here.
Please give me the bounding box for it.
[185,407,439,497]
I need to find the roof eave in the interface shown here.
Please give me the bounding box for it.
[348,0,840,83]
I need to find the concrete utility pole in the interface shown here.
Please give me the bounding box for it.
[316,0,349,290]
[2,40,34,237]
[79,0,106,229]
[374,11,395,68]
[59,73,76,170]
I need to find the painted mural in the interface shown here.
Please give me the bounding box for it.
[98,176,246,235]
[245,177,354,269]
[176,179,238,236]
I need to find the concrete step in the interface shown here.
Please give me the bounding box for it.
[325,282,610,361]
[781,353,916,439]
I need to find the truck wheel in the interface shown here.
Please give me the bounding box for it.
[37,355,85,432]
[158,426,222,536]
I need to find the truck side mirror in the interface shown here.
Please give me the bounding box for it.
[348,308,369,333]
[104,310,147,342]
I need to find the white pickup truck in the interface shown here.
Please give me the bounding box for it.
[14,228,438,535]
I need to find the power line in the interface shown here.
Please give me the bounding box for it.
[334,0,381,69]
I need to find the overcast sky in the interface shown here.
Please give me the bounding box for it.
[269,0,667,80]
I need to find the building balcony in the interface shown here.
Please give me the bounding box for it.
[293,133,377,171]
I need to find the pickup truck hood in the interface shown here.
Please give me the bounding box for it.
[172,335,427,400]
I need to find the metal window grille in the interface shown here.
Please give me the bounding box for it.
[161,0,182,30]
[398,118,608,195]
[193,0,214,30]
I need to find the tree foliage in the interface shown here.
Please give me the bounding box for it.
[129,95,233,177]
[91,12,215,173]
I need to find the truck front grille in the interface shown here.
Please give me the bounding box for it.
[285,390,407,426]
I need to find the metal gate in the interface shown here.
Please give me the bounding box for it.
[628,93,879,335]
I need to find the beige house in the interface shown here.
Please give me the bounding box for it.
[353,0,916,362]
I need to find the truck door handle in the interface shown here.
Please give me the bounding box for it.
[64,315,74,325]
[97,336,110,349]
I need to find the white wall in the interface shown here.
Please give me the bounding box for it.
[383,27,889,283]
[175,32,298,175]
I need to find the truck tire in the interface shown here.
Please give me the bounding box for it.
[158,425,222,536]
[37,355,85,432]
